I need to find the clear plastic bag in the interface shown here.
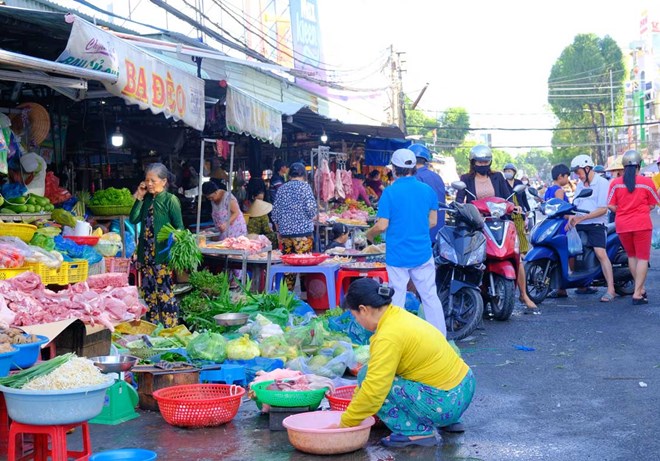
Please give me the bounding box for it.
[652,228,660,249]
[567,227,583,255]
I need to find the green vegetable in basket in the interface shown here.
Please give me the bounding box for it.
[226,334,260,360]
[186,332,227,362]
[30,233,55,251]
[89,187,135,207]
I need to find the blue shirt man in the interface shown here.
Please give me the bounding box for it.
[410,144,445,242]
[366,148,446,336]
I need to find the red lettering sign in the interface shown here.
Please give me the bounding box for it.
[152,73,165,108]
[121,59,137,97]
[176,85,186,117]
[135,67,148,103]
[166,72,176,113]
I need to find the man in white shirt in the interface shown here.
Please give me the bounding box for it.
[566,154,615,302]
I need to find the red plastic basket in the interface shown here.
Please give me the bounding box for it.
[63,236,100,246]
[152,384,245,427]
[326,385,357,411]
[280,253,329,266]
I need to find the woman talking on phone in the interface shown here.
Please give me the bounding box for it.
[130,163,184,327]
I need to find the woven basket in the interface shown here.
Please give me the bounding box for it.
[250,380,327,409]
[88,204,134,216]
[0,223,37,243]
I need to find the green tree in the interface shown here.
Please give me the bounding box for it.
[518,149,553,180]
[435,108,470,154]
[405,99,439,138]
[548,33,625,165]
[550,119,593,166]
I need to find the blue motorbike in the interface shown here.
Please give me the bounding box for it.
[524,189,633,304]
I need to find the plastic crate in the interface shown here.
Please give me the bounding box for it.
[66,260,89,284]
[30,262,68,285]
[87,260,105,276]
[0,266,31,280]
[105,257,132,274]
[224,357,284,384]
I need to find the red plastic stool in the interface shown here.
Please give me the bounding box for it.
[8,421,92,461]
[336,268,389,304]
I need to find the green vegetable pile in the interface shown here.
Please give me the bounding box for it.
[89,187,135,207]
[157,224,202,273]
[1,194,54,214]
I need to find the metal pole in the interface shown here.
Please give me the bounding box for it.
[602,113,608,163]
[196,140,205,234]
[610,70,616,157]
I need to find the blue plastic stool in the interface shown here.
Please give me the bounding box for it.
[89,448,157,460]
[266,263,340,309]
[199,364,246,386]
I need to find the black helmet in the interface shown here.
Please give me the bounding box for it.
[503,163,517,173]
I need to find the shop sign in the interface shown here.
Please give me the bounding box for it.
[56,16,205,131]
[225,86,283,147]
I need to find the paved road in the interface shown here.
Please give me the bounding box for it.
[86,217,660,461]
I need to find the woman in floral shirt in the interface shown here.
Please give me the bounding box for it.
[272,162,318,289]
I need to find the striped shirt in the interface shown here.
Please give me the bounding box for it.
[607,175,660,233]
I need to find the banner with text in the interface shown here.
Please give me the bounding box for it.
[57,17,205,131]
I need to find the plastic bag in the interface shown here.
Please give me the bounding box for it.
[566,226,583,255]
[259,334,300,361]
[186,332,227,362]
[286,341,356,379]
[226,334,260,360]
[653,228,660,250]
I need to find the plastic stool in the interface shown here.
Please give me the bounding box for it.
[199,365,246,386]
[8,421,92,461]
[266,263,340,309]
[336,268,389,304]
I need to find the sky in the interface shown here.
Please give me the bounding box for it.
[319,0,654,153]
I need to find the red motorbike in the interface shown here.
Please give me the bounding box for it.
[471,188,525,321]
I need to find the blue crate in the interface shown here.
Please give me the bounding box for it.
[199,364,246,386]
[224,357,284,384]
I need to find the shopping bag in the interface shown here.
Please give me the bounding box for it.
[567,226,583,255]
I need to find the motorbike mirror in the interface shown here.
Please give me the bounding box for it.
[451,181,467,191]
[528,187,539,197]
[574,188,593,199]
[513,184,527,193]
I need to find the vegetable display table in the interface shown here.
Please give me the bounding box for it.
[200,246,273,290]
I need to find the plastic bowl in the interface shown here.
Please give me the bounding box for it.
[11,335,50,370]
[0,377,114,425]
[0,348,18,377]
[89,449,158,461]
[283,410,375,455]
[281,253,329,266]
[64,235,101,246]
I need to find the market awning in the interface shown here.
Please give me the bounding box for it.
[56,15,206,131]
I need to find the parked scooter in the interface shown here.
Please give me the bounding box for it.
[452,182,526,321]
[524,188,633,304]
[434,199,486,340]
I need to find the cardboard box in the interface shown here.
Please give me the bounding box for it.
[21,319,111,359]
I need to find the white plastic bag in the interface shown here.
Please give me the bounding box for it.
[567,227,583,255]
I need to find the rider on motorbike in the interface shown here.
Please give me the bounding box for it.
[567,154,617,303]
[456,146,537,311]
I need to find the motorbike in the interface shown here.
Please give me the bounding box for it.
[434,199,486,340]
[450,182,526,322]
[524,188,634,304]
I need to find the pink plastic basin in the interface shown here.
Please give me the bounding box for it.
[282,410,375,455]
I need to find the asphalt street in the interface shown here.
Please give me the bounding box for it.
[83,215,660,461]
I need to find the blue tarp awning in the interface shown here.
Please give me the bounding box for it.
[364,138,411,166]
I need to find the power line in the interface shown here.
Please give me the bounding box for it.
[406,120,660,131]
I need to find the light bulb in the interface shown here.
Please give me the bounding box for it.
[111,126,124,147]
[320,131,328,144]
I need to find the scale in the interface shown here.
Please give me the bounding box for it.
[89,355,140,425]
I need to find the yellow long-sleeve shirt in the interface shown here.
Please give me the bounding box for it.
[340,305,470,428]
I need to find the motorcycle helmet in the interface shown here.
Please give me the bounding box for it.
[621,149,642,167]
[570,154,594,172]
[469,145,492,162]
[593,165,606,173]
[503,163,517,173]
[408,144,431,162]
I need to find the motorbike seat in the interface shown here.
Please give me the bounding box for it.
[606,223,616,235]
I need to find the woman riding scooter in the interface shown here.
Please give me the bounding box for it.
[456,146,537,311]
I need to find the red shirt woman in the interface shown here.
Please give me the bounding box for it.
[607,150,660,305]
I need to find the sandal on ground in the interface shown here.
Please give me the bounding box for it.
[440,422,465,433]
[547,290,568,299]
[632,297,648,305]
[524,307,541,315]
[576,287,598,295]
[381,434,438,448]
[600,293,616,303]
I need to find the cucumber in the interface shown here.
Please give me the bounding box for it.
[10,196,27,205]
[27,196,38,205]
[45,204,54,211]
[24,205,35,213]
[5,204,27,213]
[0,208,15,214]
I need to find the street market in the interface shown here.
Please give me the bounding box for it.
[0,1,656,460]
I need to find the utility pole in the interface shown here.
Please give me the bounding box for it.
[609,69,616,157]
[388,45,406,134]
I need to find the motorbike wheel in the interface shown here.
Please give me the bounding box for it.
[612,247,635,296]
[614,279,635,296]
[525,259,553,305]
[440,287,484,341]
[488,274,515,321]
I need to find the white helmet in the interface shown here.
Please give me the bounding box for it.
[570,154,594,172]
